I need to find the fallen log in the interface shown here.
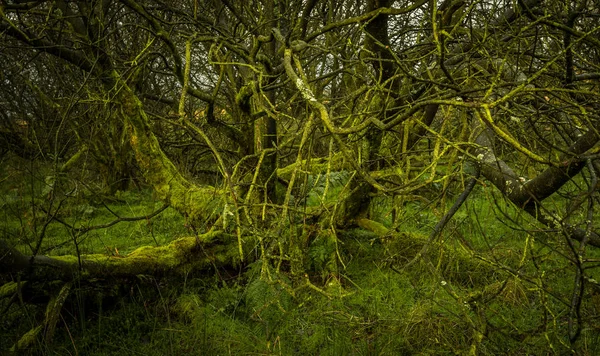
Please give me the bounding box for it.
[0,231,246,281]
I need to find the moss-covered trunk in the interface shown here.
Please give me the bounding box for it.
[111,73,226,226]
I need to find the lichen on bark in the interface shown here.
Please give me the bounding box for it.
[111,72,228,225]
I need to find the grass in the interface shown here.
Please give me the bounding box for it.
[2,159,600,354]
[0,168,189,257]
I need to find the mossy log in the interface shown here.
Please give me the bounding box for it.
[0,231,246,282]
[1,231,252,352]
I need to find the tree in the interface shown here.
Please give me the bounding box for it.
[1,0,600,352]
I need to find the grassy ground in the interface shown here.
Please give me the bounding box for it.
[0,163,189,258]
[2,159,600,355]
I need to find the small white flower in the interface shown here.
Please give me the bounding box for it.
[441,281,447,286]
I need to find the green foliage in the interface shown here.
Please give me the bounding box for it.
[307,230,339,277]
[303,171,352,207]
[2,165,600,355]
[3,0,600,353]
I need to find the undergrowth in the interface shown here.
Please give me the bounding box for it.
[2,159,600,354]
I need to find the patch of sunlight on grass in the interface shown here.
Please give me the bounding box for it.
[1,187,188,257]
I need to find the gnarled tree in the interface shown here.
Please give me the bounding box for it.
[1,0,600,352]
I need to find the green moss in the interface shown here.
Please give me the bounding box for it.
[172,293,203,321]
[0,281,21,298]
[356,217,390,236]
[53,254,87,264]
[2,155,598,355]
[277,153,347,182]
[10,325,42,352]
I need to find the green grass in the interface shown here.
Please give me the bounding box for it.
[1,184,188,257]
[2,162,600,355]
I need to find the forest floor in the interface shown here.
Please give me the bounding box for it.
[2,168,600,355]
